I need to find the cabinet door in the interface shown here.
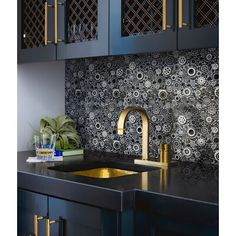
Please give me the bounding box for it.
[56,0,109,59]
[48,197,118,236]
[135,210,218,236]
[110,0,177,55]
[18,189,48,236]
[18,0,56,63]
[178,0,218,49]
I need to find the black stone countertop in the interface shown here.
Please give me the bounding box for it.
[18,150,218,224]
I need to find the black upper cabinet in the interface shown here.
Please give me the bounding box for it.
[18,0,57,63]
[109,0,177,55]
[178,0,219,49]
[57,0,109,60]
[18,0,219,63]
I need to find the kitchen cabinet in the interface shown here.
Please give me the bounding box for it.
[18,0,109,63]
[18,189,134,236]
[135,210,218,236]
[109,0,177,55]
[56,0,109,60]
[110,0,218,55]
[18,0,218,63]
[18,0,57,63]
[18,189,47,236]
[178,0,218,49]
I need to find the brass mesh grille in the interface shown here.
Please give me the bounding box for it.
[23,0,45,49]
[122,0,162,37]
[68,0,98,43]
[195,0,219,28]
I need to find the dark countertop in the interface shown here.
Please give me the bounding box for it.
[18,150,218,225]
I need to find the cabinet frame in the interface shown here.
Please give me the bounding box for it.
[17,0,57,63]
[56,0,109,60]
[178,0,219,49]
[109,0,177,55]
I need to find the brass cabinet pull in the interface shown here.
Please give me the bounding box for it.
[178,0,188,28]
[54,0,64,44]
[45,2,53,45]
[162,0,171,30]
[34,214,46,236]
[46,218,60,236]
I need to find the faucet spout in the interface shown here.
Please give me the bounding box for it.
[117,106,149,160]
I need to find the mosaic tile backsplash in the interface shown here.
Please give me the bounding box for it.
[65,48,219,164]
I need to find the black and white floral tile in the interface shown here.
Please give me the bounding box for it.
[65,48,219,165]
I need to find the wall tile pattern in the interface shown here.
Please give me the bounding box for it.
[65,48,219,164]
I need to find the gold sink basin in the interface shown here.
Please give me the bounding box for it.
[49,161,160,179]
[70,167,138,179]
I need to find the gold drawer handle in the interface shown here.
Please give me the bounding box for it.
[34,215,46,236]
[45,2,53,45]
[178,0,188,28]
[46,218,60,236]
[54,0,64,44]
[162,0,171,30]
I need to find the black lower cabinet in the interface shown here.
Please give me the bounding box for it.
[18,189,217,236]
[18,190,47,236]
[135,210,218,236]
[48,197,118,236]
[18,189,132,236]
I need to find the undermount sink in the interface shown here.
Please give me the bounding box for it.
[48,161,159,179]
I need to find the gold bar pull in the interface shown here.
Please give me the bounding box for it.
[34,215,46,236]
[162,0,171,30]
[54,0,64,44]
[45,2,53,45]
[46,218,60,236]
[178,0,188,28]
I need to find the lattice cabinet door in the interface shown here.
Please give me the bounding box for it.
[178,0,218,49]
[110,0,177,55]
[56,0,109,59]
[18,0,57,63]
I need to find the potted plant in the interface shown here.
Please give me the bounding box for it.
[31,115,82,156]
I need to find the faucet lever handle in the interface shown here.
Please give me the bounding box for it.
[160,144,171,164]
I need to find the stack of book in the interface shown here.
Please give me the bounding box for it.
[54,149,84,157]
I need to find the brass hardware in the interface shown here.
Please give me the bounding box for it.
[118,107,176,168]
[162,0,171,30]
[45,2,53,45]
[162,144,170,165]
[54,0,64,44]
[71,167,138,179]
[46,218,59,236]
[134,144,176,168]
[160,144,164,163]
[34,215,46,236]
[178,0,188,28]
[117,107,149,160]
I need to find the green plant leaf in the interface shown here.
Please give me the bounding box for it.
[55,115,75,132]
[40,117,56,132]
[30,115,81,150]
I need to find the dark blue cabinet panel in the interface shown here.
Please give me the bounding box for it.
[18,0,218,63]
[178,0,218,49]
[18,0,57,63]
[110,0,177,55]
[57,0,109,60]
[48,197,118,236]
[135,210,218,236]
[18,189,48,236]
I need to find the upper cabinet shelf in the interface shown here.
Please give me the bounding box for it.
[18,0,218,63]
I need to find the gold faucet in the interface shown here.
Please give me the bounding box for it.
[117,106,175,168]
[117,106,149,160]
